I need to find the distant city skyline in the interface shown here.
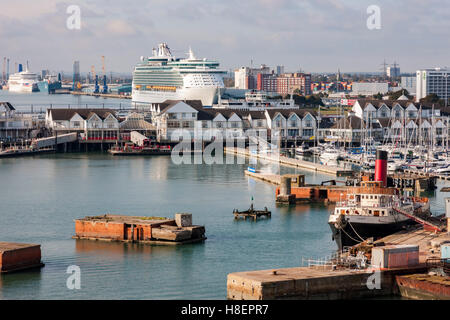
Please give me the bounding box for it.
[1,0,449,74]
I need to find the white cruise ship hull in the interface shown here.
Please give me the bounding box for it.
[8,83,38,93]
[132,86,219,107]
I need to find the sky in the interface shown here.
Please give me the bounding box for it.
[0,0,449,75]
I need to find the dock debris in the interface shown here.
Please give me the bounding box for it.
[233,204,271,220]
[0,242,44,273]
[73,213,206,245]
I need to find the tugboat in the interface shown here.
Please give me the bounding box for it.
[233,203,271,220]
[329,150,431,251]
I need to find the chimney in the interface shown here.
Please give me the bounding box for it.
[374,149,388,187]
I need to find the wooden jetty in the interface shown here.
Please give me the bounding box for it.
[225,147,354,177]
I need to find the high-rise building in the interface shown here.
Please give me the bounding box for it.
[401,76,416,95]
[276,65,285,75]
[416,68,450,103]
[73,61,81,83]
[387,66,400,78]
[234,65,271,89]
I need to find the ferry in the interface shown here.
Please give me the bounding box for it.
[132,43,226,108]
[8,66,39,93]
[328,150,431,250]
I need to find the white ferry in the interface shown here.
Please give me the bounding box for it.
[8,68,39,93]
[132,43,226,108]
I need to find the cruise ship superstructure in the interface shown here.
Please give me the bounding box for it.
[132,43,226,108]
[8,68,39,93]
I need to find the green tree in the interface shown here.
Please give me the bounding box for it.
[419,94,445,106]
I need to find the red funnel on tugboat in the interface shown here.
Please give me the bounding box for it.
[375,149,388,187]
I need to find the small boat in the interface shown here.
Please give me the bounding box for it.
[233,204,271,220]
[295,143,312,156]
[320,148,342,163]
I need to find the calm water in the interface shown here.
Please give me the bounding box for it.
[0,153,344,300]
[0,90,131,111]
[0,92,447,299]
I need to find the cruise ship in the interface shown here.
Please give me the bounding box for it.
[8,67,39,93]
[132,43,226,108]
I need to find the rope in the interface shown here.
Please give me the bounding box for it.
[337,222,363,244]
[348,220,366,242]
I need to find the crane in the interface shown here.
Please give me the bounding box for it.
[2,57,6,83]
[101,55,108,94]
[101,55,105,77]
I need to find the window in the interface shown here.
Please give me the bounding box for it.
[72,121,80,128]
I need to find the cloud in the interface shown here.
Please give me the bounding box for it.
[104,19,136,36]
[0,0,449,73]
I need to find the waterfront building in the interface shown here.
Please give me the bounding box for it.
[45,109,120,141]
[265,109,317,140]
[416,68,450,104]
[151,100,318,142]
[119,112,156,141]
[352,98,448,145]
[323,116,382,145]
[0,102,35,142]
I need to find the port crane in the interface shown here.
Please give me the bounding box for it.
[101,55,108,94]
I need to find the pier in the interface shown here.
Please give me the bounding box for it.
[225,147,354,177]
[227,227,450,300]
[71,91,131,99]
[227,265,426,300]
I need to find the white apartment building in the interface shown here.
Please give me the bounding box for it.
[351,82,389,96]
[401,76,416,95]
[416,68,450,103]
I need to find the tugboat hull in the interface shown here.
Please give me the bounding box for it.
[329,219,417,251]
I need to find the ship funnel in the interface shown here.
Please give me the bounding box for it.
[18,64,23,72]
[374,149,388,187]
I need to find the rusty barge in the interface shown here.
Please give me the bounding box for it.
[73,213,206,245]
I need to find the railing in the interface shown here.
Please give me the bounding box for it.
[426,258,450,275]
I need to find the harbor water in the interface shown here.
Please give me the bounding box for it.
[0,153,336,299]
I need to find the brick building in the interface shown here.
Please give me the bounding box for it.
[257,73,312,96]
